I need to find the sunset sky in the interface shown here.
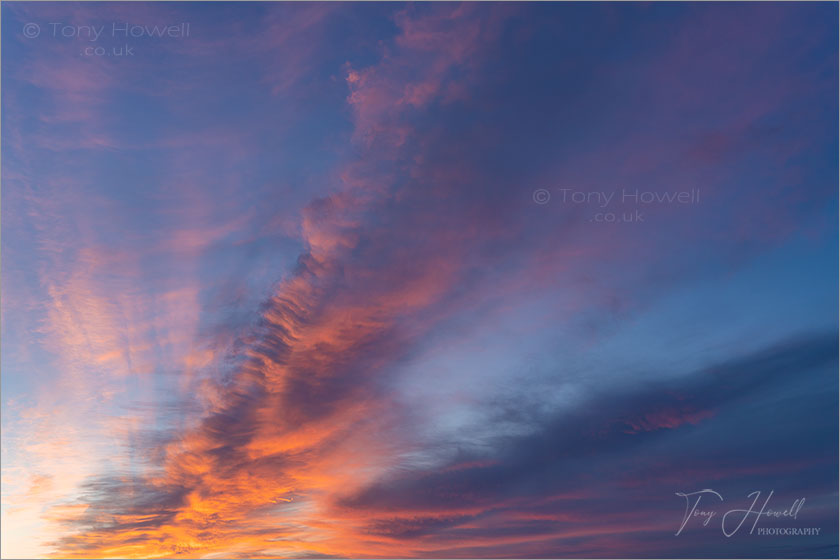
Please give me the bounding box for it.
[1,2,838,558]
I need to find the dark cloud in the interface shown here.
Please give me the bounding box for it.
[335,332,838,557]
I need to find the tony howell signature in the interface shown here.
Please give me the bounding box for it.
[675,489,814,537]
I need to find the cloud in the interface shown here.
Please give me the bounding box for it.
[330,333,838,557]
[2,2,836,559]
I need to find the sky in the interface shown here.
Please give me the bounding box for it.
[1,2,838,559]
